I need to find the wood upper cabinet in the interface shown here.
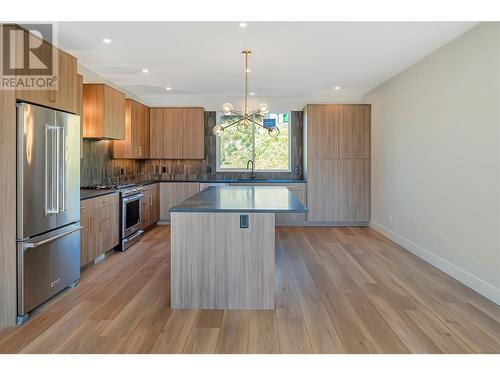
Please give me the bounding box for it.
[7,25,79,114]
[150,108,204,159]
[76,74,83,158]
[337,105,370,158]
[306,105,339,158]
[113,99,150,159]
[80,193,120,267]
[159,182,200,221]
[305,104,370,158]
[182,108,205,159]
[82,84,125,140]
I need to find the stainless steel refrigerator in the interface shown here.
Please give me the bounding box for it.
[16,102,81,324]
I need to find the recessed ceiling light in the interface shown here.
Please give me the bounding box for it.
[246,69,251,73]
[239,22,247,28]
[334,86,341,90]
[102,38,112,44]
[165,87,172,91]
[250,92,255,96]
[142,68,149,73]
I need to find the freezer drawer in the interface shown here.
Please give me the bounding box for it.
[17,223,81,319]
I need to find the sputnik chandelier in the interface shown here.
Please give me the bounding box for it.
[212,50,279,138]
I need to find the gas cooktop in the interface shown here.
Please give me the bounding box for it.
[81,183,136,190]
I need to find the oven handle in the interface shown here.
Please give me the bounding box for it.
[122,193,144,203]
[123,230,144,244]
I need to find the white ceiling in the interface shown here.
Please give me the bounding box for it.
[56,22,477,110]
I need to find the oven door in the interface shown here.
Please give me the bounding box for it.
[122,193,144,238]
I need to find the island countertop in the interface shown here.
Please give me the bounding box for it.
[170,186,308,213]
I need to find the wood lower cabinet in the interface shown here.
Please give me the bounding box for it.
[229,183,307,225]
[150,108,204,159]
[83,84,125,140]
[141,183,159,230]
[113,99,150,159]
[338,159,370,221]
[307,158,369,222]
[80,193,120,267]
[80,199,96,267]
[159,182,200,221]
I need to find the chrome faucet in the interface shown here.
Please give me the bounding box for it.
[246,159,256,180]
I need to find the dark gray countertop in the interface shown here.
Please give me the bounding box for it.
[142,178,306,185]
[80,189,118,201]
[80,179,307,200]
[170,186,308,213]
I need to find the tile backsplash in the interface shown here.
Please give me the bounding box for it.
[80,111,303,186]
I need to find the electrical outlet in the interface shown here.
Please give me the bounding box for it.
[389,214,392,223]
[162,167,167,173]
[120,168,124,175]
[294,167,300,175]
[240,214,249,228]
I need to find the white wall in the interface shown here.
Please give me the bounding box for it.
[363,22,500,304]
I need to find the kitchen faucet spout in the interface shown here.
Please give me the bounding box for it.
[246,160,256,179]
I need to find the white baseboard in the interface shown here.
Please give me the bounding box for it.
[369,221,500,306]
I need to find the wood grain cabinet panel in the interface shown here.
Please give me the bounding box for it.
[304,104,370,224]
[149,108,164,157]
[82,84,125,140]
[307,159,340,222]
[338,159,370,221]
[149,108,204,159]
[182,108,205,159]
[141,183,159,229]
[306,105,339,158]
[338,105,371,158]
[80,193,119,267]
[96,194,120,256]
[9,25,79,114]
[159,182,200,221]
[113,99,150,159]
[80,198,97,266]
[159,183,174,221]
[76,74,83,158]
[306,158,370,222]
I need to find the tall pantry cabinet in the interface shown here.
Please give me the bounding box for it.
[304,104,370,223]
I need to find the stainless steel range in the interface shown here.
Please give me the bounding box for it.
[118,184,144,251]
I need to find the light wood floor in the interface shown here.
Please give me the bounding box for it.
[1,225,499,354]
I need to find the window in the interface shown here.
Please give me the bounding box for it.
[216,112,291,172]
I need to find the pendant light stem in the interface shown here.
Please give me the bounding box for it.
[244,52,248,115]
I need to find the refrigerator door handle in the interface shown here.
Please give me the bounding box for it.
[23,226,82,249]
[45,125,59,215]
[59,126,66,213]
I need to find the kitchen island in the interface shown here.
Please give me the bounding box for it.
[169,186,307,309]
